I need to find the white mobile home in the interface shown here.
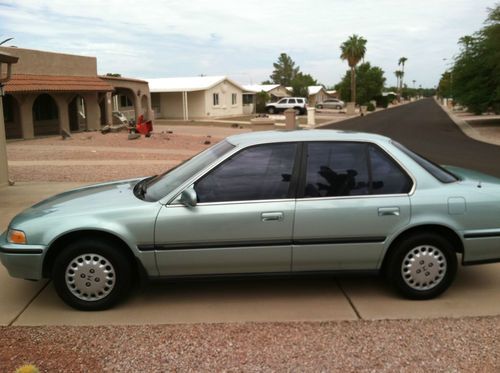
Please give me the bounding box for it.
[148,76,245,120]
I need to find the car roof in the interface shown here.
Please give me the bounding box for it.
[226,129,392,147]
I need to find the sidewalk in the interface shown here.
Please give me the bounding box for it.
[437,99,500,146]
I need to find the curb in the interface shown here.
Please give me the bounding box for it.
[434,98,496,146]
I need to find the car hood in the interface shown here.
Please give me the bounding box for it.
[9,178,145,227]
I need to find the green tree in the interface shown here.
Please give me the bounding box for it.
[269,53,300,86]
[437,71,453,98]
[340,34,367,104]
[450,4,500,113]
[255,91,271,113]
[335,62,386,105]
[291,72,318,98]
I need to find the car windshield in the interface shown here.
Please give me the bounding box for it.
[392,141,459,183]
[143,140,235,201]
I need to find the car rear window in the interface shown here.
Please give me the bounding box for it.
[392,141,458,183]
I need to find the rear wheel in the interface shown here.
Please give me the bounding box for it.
[52,239,132,310]
[294,107,301,115]
[386,233,457,299]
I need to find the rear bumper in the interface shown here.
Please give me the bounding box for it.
[462,231,500,265]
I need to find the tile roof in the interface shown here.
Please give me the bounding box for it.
[4,74,114,93]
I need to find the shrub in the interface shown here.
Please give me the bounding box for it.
[374,95,389,108]
[367,102,375,111]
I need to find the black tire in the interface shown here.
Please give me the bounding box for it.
[293,107,301,115]
[267,107,276,114]
[317,105,323,109]
[335,105,342,110]
[386,233,457,299]
[52,239,133,310]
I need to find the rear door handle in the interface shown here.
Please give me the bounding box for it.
[261,212,284,222]
[378,207,400,216]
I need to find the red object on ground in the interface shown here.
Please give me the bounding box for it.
[134,115,153,136]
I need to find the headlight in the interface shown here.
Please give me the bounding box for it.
[7,229,27,244]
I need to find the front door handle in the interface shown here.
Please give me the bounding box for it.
[378,207,400,216]
[261,212,284,222]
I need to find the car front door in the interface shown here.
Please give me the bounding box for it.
[292,141,413,271]
[155,142,298,276]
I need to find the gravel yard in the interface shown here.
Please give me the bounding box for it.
[1,317,498,372]
[7,130,222,183]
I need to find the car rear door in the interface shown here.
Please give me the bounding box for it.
[292,141,412,271]
[154,142,299,276]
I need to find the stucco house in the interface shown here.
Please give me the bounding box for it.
[148,76,245,120]
[0,46,152,140]
[308,86,332,107]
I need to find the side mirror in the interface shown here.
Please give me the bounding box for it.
[180,186,198,207]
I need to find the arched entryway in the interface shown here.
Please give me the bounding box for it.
[33,94,59,136]
[2,94,22,139]
[141,94,149,120]
[112,88,136,122]
[69,95,87,132]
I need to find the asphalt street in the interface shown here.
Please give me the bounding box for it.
[325,98,500,177]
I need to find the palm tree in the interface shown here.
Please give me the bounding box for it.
[340,34,367,104]
[398,57,408,94]
[394,70,403,92]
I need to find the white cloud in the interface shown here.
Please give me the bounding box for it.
[0,0,495,87]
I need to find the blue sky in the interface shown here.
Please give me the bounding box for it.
[0,0,495,88]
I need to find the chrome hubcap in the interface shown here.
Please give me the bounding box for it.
[65,253,116,301]
[401,245,447,291]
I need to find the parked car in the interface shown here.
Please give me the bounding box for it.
[265,97,307,115]
[316,98,345,110]
[2,130,500,310]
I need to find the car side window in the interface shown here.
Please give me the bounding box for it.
[278,99,286,104]
[304,142,370,197]
[303,142,413,198]
[288,99,296,104]
[195,143,297,203]
[369,145,412,194]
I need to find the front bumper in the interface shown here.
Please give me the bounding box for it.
[0,233,46,280]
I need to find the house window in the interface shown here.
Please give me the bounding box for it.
[243,94,254,105]
[120,95,133,107]
[213,93,219,106]
[232,93,237,105]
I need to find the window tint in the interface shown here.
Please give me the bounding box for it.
[278,99,287,104]
[369,145,412,194]
[288,99,296,104]
[392,141,458,183]
[303,142,413,198]
[304,142,370,197]
[195,143,297,203]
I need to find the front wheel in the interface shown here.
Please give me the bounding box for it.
[386,233,457,299]
[52,239,133,310]
[267,107,276,114]
[317,105,323,109]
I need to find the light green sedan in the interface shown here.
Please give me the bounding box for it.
[2,130,500,310]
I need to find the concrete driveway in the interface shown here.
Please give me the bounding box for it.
[1,182,500,326]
